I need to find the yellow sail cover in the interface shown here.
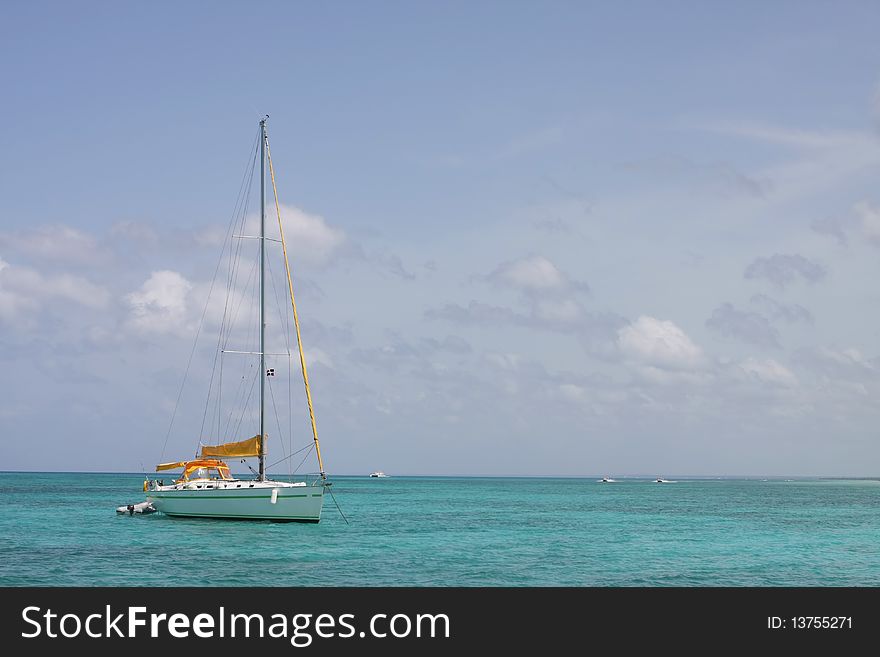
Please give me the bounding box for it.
[153,458,232,481]
[155,461,187,471]
[200,434,263,458]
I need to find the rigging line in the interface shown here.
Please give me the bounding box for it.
[265,442,312,469]
[215,202,254,437]
[264,127,326,478]
[224,365,254,440]
[220,200,253,349]
[219,168,256,352]
[265,242,297,472]
[266,373,289,469]
[229,363,260,441]
[266,246,293,361]
[220,368,250,441]
[292,444,314,475]
[215,198,252,448]
[160,129,259,465]
[222,256,259,354]
[210,243,258,432]
[211,240,254,440]
[220,129,259,348]
[247,246,259,357]
[216,351,223,439]
[265,235,293,352]
[217,250,259,438]
[220,360,249,437]
[194,130,261,455]
[327,485,350,525]
[220,355,250,438]
[264,239,296,476]
[218,150,254,359]
[197,347,221,448]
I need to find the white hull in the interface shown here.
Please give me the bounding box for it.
[147,481,324,522]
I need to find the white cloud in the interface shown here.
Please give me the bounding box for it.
[793,346,876,382]
[278,205,345,265]
[124,270,193,336]
[632,366,711,386]
[485,352,522,371]
[0,256,109,323]
[304,347,335,369]
[558,383,588,403]
[489,255,567,291]
[854,201,880,245]
[736,357,798,387]
[810,201,880,248]
[193,225,228,248]
[618,316,705,371]
[111,220,159,245]
[194,204,345,266]
[0,225,103,266]
[534,298,583,323]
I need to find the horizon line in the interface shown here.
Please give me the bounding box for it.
[1,469,878,480]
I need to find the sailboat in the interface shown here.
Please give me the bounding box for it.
[143,117,328,522]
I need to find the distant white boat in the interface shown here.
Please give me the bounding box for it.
[369,471,389,478]
[655,478,670,483]
[598,476,615,483]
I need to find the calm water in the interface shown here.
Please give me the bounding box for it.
[1,472,878,586]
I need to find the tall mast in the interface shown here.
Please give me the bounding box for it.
[264,129,327,480]
[258,116,267,481]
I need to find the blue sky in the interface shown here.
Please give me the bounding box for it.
[2,1,880,475]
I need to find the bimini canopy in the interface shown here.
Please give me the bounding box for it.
[200,434,263,459]
[155,458,233,482]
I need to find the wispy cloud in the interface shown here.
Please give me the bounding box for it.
[706,302,781,348]
[744,253,826,288]
[810,214,851,246]
[487,255,584,293]
[749,294,813,325]
[810,200,880,248]
[854,201,880,246]
[735,357,798,388]
[0,224,107,267]
[622,155,773,199]
[699,120,863,150]
[0,256,110,324]
[425,299,624,355]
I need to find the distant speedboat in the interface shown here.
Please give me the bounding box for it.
[655,478,669,483]
[599,476,615,483]
[369,471,389,478]
[116,501,156,515]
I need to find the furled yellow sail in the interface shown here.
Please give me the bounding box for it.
[200,434,263,458]
[155,461,187,471]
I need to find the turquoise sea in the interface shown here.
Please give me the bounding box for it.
[2,472,879,586]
